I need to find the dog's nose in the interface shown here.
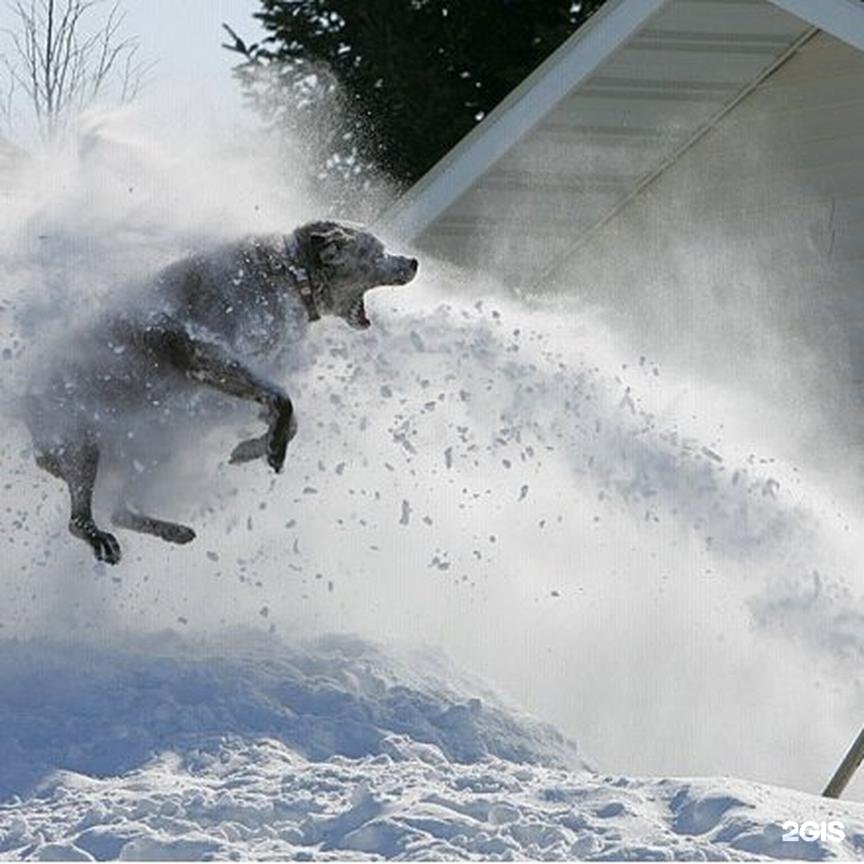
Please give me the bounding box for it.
[408,257,419,274]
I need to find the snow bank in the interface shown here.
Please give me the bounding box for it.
[2,234,862,796]
[0,633,582,801]
[2,109,864,852]
[2,634,864,861]
[5,741,864,861]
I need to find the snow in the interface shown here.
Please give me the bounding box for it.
[2,634,864,861]
[2,112,864,858]
[2,285,864,855]
[0,633,581,801]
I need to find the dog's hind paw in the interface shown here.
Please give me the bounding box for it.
[90,530,123,564]
[70,517,122,565]
[229,436,268,464]
[154,522,196,544]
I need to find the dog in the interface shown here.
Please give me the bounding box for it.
[24,220,419,564]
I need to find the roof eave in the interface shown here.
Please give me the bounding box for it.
[377,0,669,242]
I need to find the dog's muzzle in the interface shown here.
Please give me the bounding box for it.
[394,256,419,285]
[348,256,418,329]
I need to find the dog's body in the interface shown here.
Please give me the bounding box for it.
[25,221,418,564]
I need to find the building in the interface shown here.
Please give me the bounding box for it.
[382,0,864,458]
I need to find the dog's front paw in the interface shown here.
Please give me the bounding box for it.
[267,435,287,473]
[229,436,268,464]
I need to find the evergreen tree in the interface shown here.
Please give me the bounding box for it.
[224,1,607,208]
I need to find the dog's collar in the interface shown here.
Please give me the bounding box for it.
[283,232,321,323]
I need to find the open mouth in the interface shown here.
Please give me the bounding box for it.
[349,297,371,329]
[398,257,419,284]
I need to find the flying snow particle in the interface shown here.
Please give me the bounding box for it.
[400,500,412,526]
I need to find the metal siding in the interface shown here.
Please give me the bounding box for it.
[764,33,864,80]
[391,0,815,287]
[488,137,668,181]
[645,0,808,38]
[548,29,864,264]
[745,71,864,112]
[598,47,792,83]
[538,92,721,130]
[545,29,864,425]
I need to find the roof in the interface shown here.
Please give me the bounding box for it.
[379,0,864,284]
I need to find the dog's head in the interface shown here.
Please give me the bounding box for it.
[298,221,419,329]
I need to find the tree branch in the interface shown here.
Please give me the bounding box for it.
[0,0,146,141]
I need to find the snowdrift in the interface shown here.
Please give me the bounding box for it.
[2,112,864,859]
[1,634,863,861]
[0,632,582,800]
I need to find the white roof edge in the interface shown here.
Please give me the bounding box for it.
[377,0,669,241]
[768,0,864,53]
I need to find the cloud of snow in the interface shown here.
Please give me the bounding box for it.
[0,71,862,805]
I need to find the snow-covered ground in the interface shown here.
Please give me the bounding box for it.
[1,634,863,861]
[2,110,864,861]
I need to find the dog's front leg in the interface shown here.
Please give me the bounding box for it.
[153,327,297,472]
[228,403,285,467]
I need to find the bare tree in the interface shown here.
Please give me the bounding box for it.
[0,0,148,142]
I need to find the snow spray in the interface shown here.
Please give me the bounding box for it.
[0,82,861,800]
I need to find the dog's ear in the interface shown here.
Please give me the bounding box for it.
[310,226,352,264]
[310,226,351,248]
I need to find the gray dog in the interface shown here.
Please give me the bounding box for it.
[25,220,419,564]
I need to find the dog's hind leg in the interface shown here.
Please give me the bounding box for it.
[35,449,64,480]
[36,437,122,564]
[110,458,196,546]
[111,504,196,545]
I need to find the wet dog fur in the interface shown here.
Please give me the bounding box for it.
[25,221,418,564]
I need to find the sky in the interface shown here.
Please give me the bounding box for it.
[0,0,267,130]
[122,0,265,107]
